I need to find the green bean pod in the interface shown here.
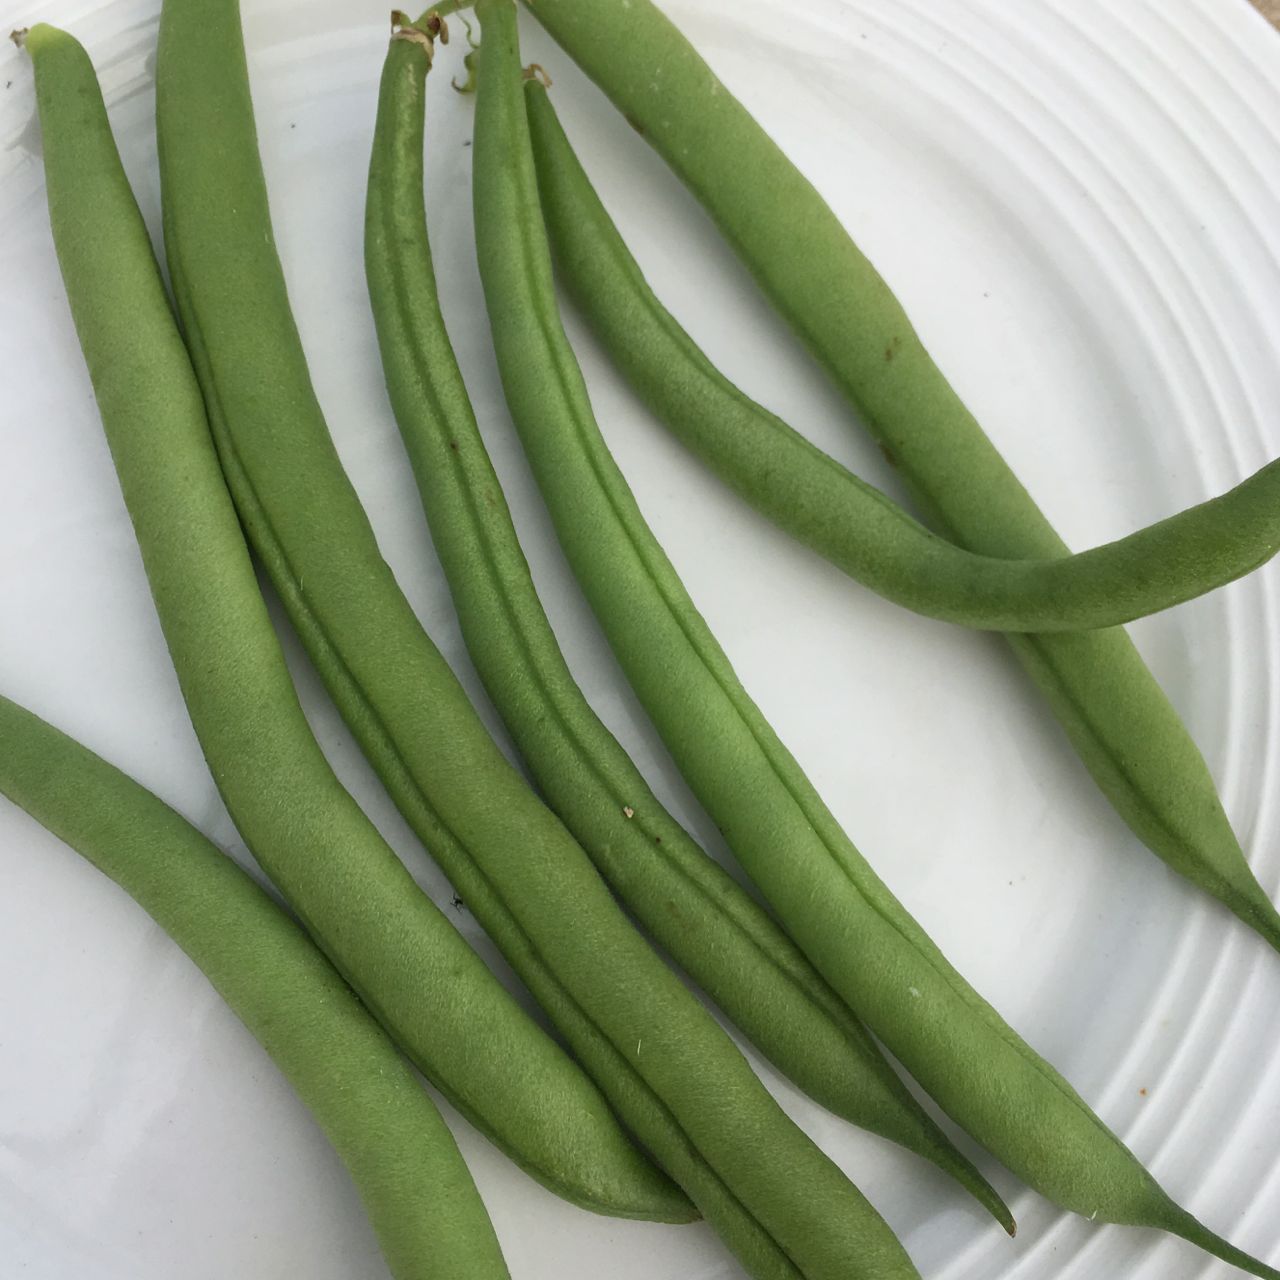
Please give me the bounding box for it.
[365,11,1011,1233]
[0,691,509,1280]
[464,8,1279,1276]
[27,18,665,1220]
[508,0,1280,959]
[155,0,696,1230]
[524,86,1280,632]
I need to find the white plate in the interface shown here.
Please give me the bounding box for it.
[2,0,1279,1276]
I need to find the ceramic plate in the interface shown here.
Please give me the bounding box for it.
[2,0,1279,1276]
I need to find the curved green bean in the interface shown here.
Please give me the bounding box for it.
[154,0,926,1272]
[27,17,668,1221]
[0,690,509,1280]
[464,10,1279,1277]
[510,0,1280,960]
[524,85,1280,632]
[156,0,694,1230]
[365,9,1011,1233]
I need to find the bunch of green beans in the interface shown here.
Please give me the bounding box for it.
[152,0,932,1274]
[27,13,669,1223]
[0,687,510,1280]
[16,3,1280,1277]
[461,6,1279,1276]
[524,89,1280,633]
[506,0,1280,957]
[365,8,1009,1231]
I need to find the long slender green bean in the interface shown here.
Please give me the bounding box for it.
[155,0,698,1231]
[157,0,701,1228]
[507,0,1280,957]
[26,17,668,1221]
[365,10,1011,1232]
[154,0,927,1273]
[464,9,1279,1276]
[0,689,509,1280]
[524,86,1280,633]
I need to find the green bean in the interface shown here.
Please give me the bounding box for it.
[462,8,1280,1276]
[155,0,695,1230]
[508,0,1280,961]
[365,11,1012,1234]
[26,17,669,1221]
[524,86,1280,633]
[0,689,509,1280]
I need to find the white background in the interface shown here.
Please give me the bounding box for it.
[1,0,1279,1276]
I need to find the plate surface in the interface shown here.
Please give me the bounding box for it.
[2,0,1279,1276]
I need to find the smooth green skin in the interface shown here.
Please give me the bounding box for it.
[510,0,1280,962]
[152,0,921,1267]
[154,0,691,1227]
[0,689,509,1280]
[463,7,1280,1277]
[30,17,655,1223]
[365,17,1012,1235]
[525,86,1280,634]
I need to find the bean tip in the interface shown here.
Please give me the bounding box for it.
[451,48,477,94]
[415,7,450,41]
[390,10,442,52]
[9,26,28,49]
[522,61,552,89]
